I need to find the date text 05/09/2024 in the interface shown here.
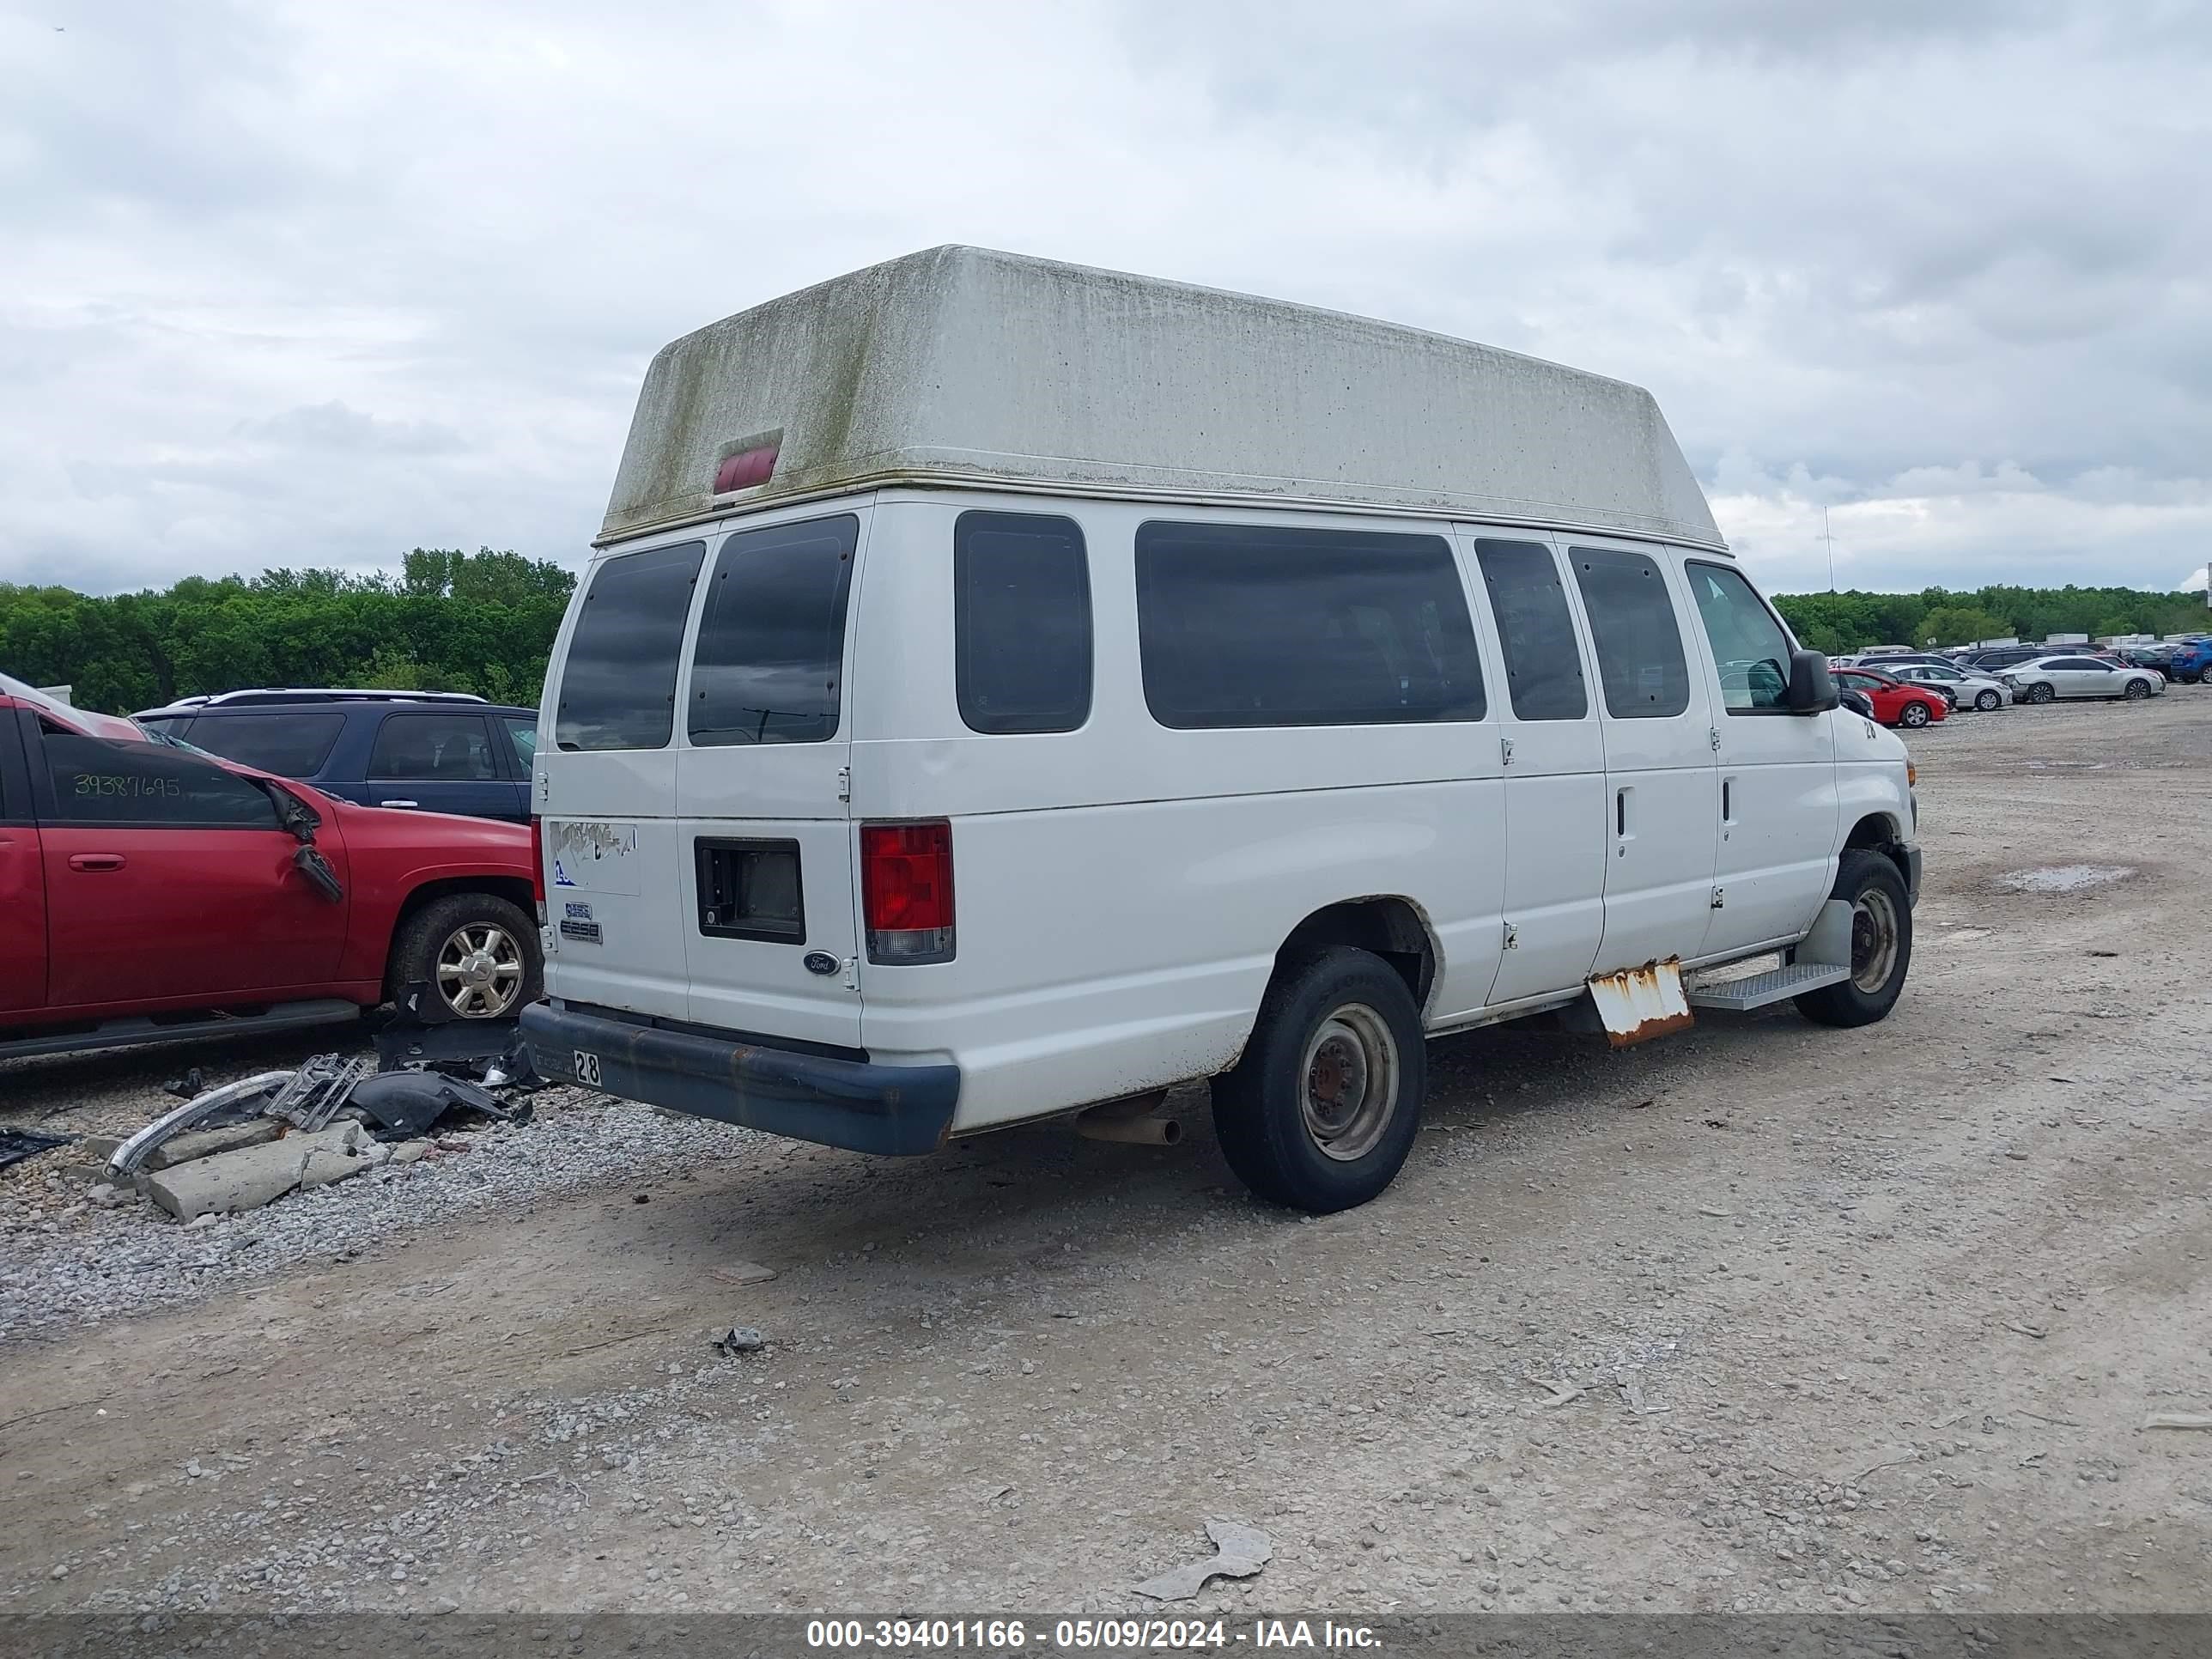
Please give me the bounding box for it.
[803,1619,1382,1650]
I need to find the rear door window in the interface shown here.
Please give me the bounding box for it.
[176,713,347,777]
[1474,539,1587,721]
[502,716,538,771]
[689,514,858,747]
[956,511,1092,734]
[555,540,707,751]
[1134,521,1484,728]
[1571,547,1691,718]
[368,714,501,781]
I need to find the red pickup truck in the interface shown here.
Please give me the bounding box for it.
[0,676,542,1060]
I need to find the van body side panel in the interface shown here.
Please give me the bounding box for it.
[848,494,1502,1132]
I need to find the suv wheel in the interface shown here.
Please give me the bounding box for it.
[1796,850,1913,1029]
[1212,947,1426,1213]
[391,893,542,1019]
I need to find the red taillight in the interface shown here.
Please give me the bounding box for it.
[860,820,955,963]
[529,816,546,912]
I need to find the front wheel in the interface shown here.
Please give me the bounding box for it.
[390,892,543,1019]
[2124,678,2151,701]
[1796,850,1913,1029]
[1899,700,1932,728]
[1975,689,2002,711]
[1212,947,1426,1213]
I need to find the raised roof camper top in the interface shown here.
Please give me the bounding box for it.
[602,246,1724,552]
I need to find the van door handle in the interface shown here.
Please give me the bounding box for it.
[379,799,420,809]
[1614,787,1632,839]
[69,853,127,872]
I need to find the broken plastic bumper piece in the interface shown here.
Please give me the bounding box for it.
[519,1000,960,1157]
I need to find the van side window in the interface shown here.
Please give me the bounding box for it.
[1474,539,1587,721]
[690,515,859,747]
[1571,547,1691,719]
[1134,522,1484,729]
[555,541,706,751]
[955,511,1092,734]
[1686,561,1793,713]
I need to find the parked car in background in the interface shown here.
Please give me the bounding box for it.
[1888,661,2011,711]
[2002,656,2165,704]
[133,690,539,823]
[1860,646,1915,658]
[2118,645,2176,679]
[1832,667,1949,728]
[2,674,542,1059]
[2165,640,2212,684]
[1960,645,2056,675]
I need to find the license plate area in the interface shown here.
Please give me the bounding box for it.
[695,836,805,944]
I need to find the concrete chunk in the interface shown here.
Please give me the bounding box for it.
[145,1118,282,1170]
[143,1123,366,1222]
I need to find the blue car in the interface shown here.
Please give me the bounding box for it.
[133,689,538,822]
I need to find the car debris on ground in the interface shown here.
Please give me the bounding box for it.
[0,1128,70,1171]
[76,1010,544,1223]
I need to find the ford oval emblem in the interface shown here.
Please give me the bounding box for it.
[803,951,839,977]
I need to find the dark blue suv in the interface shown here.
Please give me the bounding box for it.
[133,690,538,823]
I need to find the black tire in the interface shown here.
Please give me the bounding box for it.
[389,892,543,1020]
[2124,678,2151,701]
[1899,700,1932,728]
[2027,682,2056,704]
[1212,946,1426,1213]
[1795,850,1912,1029]
[1975,690,2001,711]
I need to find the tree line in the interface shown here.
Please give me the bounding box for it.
[3,556,2205,715]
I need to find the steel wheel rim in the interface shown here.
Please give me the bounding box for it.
[436,922,525,1018]
[1298,1002,1400,1163]
[1850,889,1901,995]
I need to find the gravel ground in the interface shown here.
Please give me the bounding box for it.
[3,690,2210,1620]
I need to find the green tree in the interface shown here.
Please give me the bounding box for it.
[1917,605,2010,647]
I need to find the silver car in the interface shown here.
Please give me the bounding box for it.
[1889,661,2012,711]
[2002,655,2165,704]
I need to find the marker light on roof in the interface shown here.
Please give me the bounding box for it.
[712,441,779,495]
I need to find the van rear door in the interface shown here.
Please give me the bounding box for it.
[542,538,708,1022]
[676,510,866,1052]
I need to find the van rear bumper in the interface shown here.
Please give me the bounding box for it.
[520,1000,960,1157]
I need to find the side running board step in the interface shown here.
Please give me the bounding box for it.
[1685,963,1849,1012]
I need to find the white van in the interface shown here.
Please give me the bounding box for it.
[521,247,1919,1213]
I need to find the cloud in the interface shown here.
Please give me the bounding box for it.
[1,0,2208,598]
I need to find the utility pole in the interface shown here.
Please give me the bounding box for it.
[1820,507,1838,592]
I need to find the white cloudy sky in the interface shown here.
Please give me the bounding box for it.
[4,0,2209,597]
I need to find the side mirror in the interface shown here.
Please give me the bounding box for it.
[1785,649,1839,714]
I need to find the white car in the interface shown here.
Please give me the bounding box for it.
[2003,655,2165,704]
[1887,661,2012,711]
[524,246,1921,1215]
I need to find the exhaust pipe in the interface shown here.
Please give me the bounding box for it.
[1073,1092,1181,1146]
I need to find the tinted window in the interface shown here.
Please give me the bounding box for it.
[1135,522,1484,729]
[1571,547,1691,718]
[1474,539,1587,721]
[2051,658,2103,672]
[504,717,538,769]
[555,541,706,751]
[955,511,1092,734]
[1686,562,1792,713]
[690,515,857,746]
[369,714,499,781]
[43,725,278,828]
[180,712,346,777]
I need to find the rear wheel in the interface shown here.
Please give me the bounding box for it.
[390,892,542,1020]
[1796,850,1912,1029]
[1899,700,1932,727]
[1975,689,2001,711]
[2027,681,2056,704]
[1212,947,1426,1213]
